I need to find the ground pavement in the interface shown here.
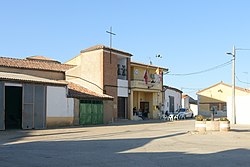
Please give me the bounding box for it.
[0,120,250,167]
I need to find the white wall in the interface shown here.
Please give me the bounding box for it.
[164,89,181,112]
[47,86,74,117]
[117,79,128,97]
[182,97,189,109]
[227,96,250,124]
[190,104,198,116]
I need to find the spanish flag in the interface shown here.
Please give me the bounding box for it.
[155,67,160,75]
[143,70,148,84]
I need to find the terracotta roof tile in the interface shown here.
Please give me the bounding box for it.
[80,44,133,56]
[67,81,113,100]
[0,57,75,72]
[26,55,61,63]
[197,81,250,94]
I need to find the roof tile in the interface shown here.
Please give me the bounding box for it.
[0,57,75,72]
[67,81,113,100]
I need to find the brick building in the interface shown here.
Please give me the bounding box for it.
[65,45,132,123]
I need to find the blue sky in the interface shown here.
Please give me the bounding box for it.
[1,0,250,98]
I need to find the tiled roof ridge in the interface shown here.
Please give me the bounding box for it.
[67,81,113,99]
[0,56,60,64]
[80,44,133,56]
[0,56,75,72]
[26,56,61,64]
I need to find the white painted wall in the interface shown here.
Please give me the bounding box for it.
[182,97,189,109]
[117,79,128,97]
[227,96,250,124]
[163,89,181,112]
[47,86,74,117]
[190,104,198,116]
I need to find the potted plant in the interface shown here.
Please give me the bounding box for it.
[195,115,206,132]
[219,117,230,132]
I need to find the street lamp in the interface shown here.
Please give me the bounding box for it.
[226,46,236,124]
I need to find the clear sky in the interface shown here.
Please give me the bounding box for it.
[1,0,250,98]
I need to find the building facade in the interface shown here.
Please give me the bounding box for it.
[182,94,198,116]
[163,86,182,113]
[197,81,250,117]
[0,56,75,130]
[0,55,113,130]
[130,62,167,119]
[65,45,132,123]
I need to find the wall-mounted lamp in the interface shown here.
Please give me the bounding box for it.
[128,88,131,94]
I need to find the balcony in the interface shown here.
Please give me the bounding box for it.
[131,79,161,90]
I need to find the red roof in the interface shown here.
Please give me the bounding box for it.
[0,57,75,72]
[67,81,113,100]
[80,45,133,57]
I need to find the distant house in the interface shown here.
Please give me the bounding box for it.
[163,86,182,113]
[197,81,250,118]
[182,94,198,116]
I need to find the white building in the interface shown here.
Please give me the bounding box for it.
[163,86,182,113]
[182,94,198,116]
[227,95,250,124]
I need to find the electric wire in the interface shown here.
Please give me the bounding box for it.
[166,60,232,76]
[236,75,250,84]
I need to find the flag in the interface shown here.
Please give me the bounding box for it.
[155,67,160,75]
[159,71,163,82]
[143,70,148,84]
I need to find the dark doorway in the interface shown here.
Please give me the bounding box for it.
[5,86,22,129]
[169,96,175,113]
[140,102,149,118]
[118,97,126,119]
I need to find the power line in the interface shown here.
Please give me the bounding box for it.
[236,75,250,84]
[166,60,232,76]
[181,87,202,91]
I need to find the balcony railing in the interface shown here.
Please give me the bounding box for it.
[131,79,161,90]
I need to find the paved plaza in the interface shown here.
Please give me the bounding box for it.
[0,120,250,167]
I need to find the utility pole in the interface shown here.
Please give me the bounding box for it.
[106,27,116,64]
[227,46,250,124]
[227,46,236,124]
[232,46,236,124]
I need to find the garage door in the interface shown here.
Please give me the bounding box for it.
[79,100,103,125]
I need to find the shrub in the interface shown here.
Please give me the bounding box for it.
[195,115,205,121]
[219,117,229,121]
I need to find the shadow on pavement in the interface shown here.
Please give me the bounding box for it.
[230,129,250,133]
[0,131,250,167]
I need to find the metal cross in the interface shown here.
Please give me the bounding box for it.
[106,27,116,63]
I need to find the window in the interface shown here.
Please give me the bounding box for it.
[210,103,219,111]
[117,64,127,79]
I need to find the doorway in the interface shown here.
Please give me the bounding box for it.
[140,102,149,118]
[5,86,22,129]
[169,96,174,113]
[118,97,126,119]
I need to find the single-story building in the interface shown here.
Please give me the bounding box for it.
[182,94,198,116]
[197,81,250,117]
[163,86,182,113]
[0,56,113,130]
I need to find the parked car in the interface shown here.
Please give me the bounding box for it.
[176,108,193,118]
